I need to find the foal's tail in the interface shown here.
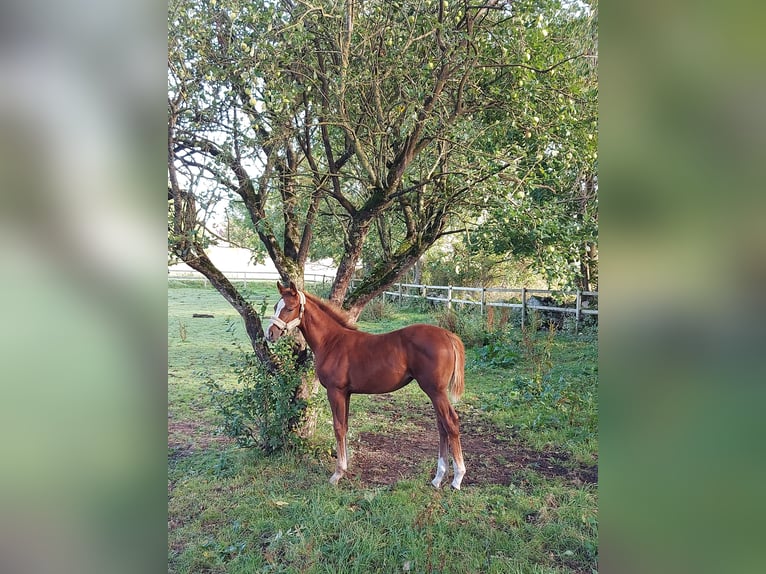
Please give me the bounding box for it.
[448,333,465,403]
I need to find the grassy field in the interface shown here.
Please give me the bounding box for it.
[168,283,598,573]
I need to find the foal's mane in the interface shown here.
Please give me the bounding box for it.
[304,291,358,330]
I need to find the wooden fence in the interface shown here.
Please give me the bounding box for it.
[381,283,598,324]
[169,270,598,323]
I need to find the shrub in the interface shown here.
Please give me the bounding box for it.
[206,338,314,453]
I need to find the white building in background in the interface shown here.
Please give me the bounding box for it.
[169,246,337,280]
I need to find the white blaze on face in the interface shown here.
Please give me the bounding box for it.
[273,298,286,318]
[267,298,286,341]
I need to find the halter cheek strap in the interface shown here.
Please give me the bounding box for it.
[268,290,306,333]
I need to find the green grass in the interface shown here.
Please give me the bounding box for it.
[464,334,599,465]
[169,284,598,573]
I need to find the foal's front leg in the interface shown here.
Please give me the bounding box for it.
[327,389,350,485]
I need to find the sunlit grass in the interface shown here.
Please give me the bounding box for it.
[168,284,598,573]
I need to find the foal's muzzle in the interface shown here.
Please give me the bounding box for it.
[266,319,294,342]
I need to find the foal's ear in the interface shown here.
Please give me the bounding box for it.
[289,280,298,292]
[277,281,285,294]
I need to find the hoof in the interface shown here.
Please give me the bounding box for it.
[329,472,343,485]
[431,477,444,488]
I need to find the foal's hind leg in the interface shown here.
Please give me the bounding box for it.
[431,394,466,489]
[431,417,450,488]
[448,424,466,489]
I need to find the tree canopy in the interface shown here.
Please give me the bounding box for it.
[168,0,597,346]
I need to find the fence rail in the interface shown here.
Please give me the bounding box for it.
[168,270,598,324]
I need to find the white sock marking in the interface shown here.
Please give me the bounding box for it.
[432,456,448,488]
[451,460,466,490]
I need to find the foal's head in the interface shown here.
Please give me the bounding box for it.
[266,281,305,342]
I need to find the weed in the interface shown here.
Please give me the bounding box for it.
[473,338,519,369]
[500,320,598,434]
[178,319,187,342]
[486,305,513,333]
[520,312,556,391]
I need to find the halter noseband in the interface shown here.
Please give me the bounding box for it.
[268,290,306,334]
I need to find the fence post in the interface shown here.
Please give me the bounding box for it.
[398,282,403,307]
[576,290,582,324]
[447,285,453,310]
[480,287,486,316]
[521,286,527,329]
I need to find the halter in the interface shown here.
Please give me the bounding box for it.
[268,290,306,334]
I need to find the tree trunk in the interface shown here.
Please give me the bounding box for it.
[294,375,321,438]
[329,217,373,305]
[345,244,428,320]
[284,331,321,439]
[580,241,598,292]
[413,256,424,284]
[344,207,448,319]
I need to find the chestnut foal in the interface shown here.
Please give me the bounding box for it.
[266,282,466,489]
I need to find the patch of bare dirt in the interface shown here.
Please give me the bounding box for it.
[347,396,597,488]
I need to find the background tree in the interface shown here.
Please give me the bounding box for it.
[470,0,598,290]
